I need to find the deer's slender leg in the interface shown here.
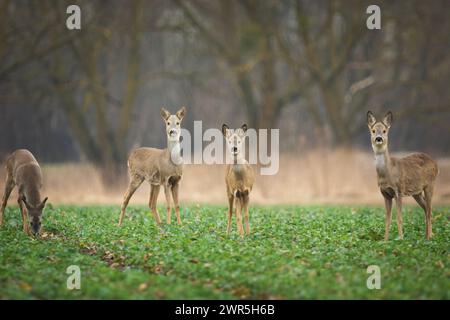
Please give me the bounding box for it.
[235,196,244,237]
[0,173,15,226]
[118,175,143,226]
[149,184,161,225]
[171,181,182,225]
[243,194,250,235]
[226,192,234,235]
[413,193,427,211]
[164,183,172,224]
[395,195,403,239]
[424,185,434,240]
[18,197,30,235]
[383,195,393,240]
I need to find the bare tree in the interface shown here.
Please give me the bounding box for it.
[47,0,151,185]
[174,0,301,129]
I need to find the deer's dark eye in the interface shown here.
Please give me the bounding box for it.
[167,122,170,125]
[176,122,180,125]
[383,130,386,134]
[372,130,375,134]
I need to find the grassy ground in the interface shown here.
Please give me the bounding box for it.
[0,204,448,299]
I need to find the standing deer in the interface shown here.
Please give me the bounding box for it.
[118,107,186,226]
[367,111,438,240]
[222,124,255,237]
[0,149,48,235]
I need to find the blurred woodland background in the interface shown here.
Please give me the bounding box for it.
[1,0,449,204]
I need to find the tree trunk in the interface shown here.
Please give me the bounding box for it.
[97,161,128,193]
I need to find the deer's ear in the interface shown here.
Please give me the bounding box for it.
[176,106,186,120]
[38,197,48,210]
[160,108,171,121]
[222,124,230,137]
[367,111,376,127]
[241,124,248,132]
[383,111,393,128]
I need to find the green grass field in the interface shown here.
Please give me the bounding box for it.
[0,204,448,299]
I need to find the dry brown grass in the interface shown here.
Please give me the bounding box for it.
[1,149,449,206]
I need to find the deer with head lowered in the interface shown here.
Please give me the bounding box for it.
[0,149,48,235]
[367,111,438,240]
[222,124,255,237]
[118,107,186,226]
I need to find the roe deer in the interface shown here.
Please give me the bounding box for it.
[0,149,48,235]
[222,124,255,237]
[118,107,186,226]
[367,111,438,240]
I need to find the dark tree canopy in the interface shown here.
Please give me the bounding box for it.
[1,0,449,184]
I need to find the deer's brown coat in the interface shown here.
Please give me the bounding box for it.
[222,124,255,237]
[367,111,438,240]
[0,149,48,235]
[118,107,186,226]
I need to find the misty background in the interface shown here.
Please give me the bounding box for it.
[1,0,449,204]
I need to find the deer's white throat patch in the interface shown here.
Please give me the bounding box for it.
[169,142,183,165]
[374,154,387,172]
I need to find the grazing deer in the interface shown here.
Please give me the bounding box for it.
[118,107,186,226]
[367,111,438,240]
[0,149,48,235]
[222,124,255,237]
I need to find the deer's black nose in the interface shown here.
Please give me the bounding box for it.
[232,147,238,153]
[375,137,383,143]
[31,224,40,235]
[169,129,176,135]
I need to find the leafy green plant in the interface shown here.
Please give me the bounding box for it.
[0,205,448,299]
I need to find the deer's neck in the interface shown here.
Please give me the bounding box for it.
[167,140,182,166]
[232,153,246,164]
[17,163,42,206]
[230,155,250,180]
[23,184,41,207]
[374,149,392,177]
